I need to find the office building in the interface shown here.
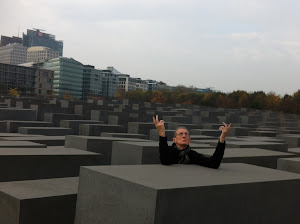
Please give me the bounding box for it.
[0,35,22,47]
[82,65,102,100]
[101,67,119,97]
[27,46,59,63]
[35,68,54,98]
[23,29,63,56]
[0,43,27,65]
[0,63,36,96]
[43,57,83,99]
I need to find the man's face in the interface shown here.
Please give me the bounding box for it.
[173,128,190,148]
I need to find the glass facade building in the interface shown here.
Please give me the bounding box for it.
[101,69,119,97]
[0,63,36,96]
[83,65,102,99]
[23,29,63,56]
[43,57,83,99]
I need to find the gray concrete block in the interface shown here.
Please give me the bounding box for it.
[100,132,148,139]
[162,115,192,123]
[211,141,288,152]
[0,141,46,148]
[128,122,157,135]
[0,148,101,182]
[75,164,300,224]
[44,113,86,127]
[0,177,78,224]
[249,131,278,137]
[288,148,300,154]
[79,124,125,136]
[195,148,296,169]
[111,141,214,165]
[60,120,103,135]
[18,127,73,136]
[0,136,66,146]
[0,108,37,121]
[277,157,300,174]
[90,110,109,123]
[190,129,221,137]
[277,134,300,148]
[5,120,53,133]
[64,136,149,164]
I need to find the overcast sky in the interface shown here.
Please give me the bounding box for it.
[1,0,300,95]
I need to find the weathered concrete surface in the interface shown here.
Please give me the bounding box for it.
[65,136,150,164]
[195,147,296,168]
[100,132,148,139]
[75,163,300,224]
[18,127,73,136]
[0,177,78,224]
[0,108,37,121]
[277,157,300,174]
[79,124,125,136]
[60,120,103,135]
[0,147,102,182]
[0,136,66,146]
[5,120,53,133]
[0,141,46,148]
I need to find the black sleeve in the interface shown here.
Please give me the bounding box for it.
[187,141,226,169]
[159,136,174,165]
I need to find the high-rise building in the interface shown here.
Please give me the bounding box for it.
[82,65,102,100]
[0,43,27,65]
[0,35,22,47]
[23,29,63,56]
[27,46,59,63]
[43,57,83,99]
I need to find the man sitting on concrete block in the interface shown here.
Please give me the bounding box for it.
[153,115,231,168]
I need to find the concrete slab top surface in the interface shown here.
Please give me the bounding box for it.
[278,157,300,162]
[0,108,36,111]
[194,148,295,157]
[189,135,217,140]
[19,127,71,130]
[0,136,65,141]
[225,141,286,146]
[0,177,78,199]
[101,132,147,136]
[67,135,150,141]
[61,120,102,122]
[0,147,99,155]
[289,148,300,154]
[0,141,46,147]
[113,141,213,148]
[0,133,43,137]
[4,120,51,124]
[82,163,300,190]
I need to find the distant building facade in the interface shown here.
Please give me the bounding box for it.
[0,35,22,47]
[82,65,102,100]
[145,79,159,91]
[0,43,27,65]
[101,68,119,97]
[0,63,36,96]
[35,68,54,98]
[135,78,148,91]
[27,46,59,63]
[43,57,83,99]
[23,29,63,56]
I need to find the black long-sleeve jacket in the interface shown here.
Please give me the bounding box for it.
[159,136,225,169]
